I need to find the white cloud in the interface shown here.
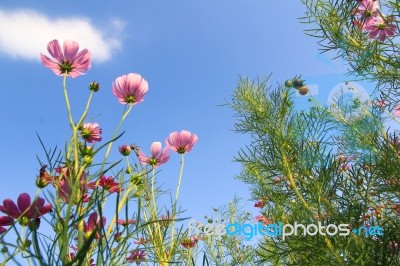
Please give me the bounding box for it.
[0,9,124,62]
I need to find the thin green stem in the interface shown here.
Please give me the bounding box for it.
[170,153,185,253]
[62,74,74,130]
[151,168,157,216]
[77,91,94,127]
[102,104,133,167]
[175,154,185,203]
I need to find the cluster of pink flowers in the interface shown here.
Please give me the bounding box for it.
[36,39,200,264]
[41,39,151,109]
[354,0,397,41]
[125,130,198,168]
[38,166,123,205]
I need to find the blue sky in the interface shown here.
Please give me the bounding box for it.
[0,1,371,225]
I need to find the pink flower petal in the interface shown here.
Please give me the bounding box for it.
[17,193,31,214]
[151,142,162,157]
[0,199,20,218]
[47,39,63,60]
[63,40,80,61]
[138,149,149,165]
[0,216,14,226]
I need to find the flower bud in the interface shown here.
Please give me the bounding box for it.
[83,155,93,165]
[284,79,293,88]
[19,217,30,227]
[28,218,41,231]
[80,145,94,157]
[89,81,100,92]
[297,86,309,95]
[292,78,304,88]
[114,232,123,242]
[119,145,132,156]
[36,165,51,188]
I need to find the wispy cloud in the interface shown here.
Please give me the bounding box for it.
[0,9,124,62]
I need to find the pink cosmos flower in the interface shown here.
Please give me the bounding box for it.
[138,142,170,167]
[40,39,91,78]
[88,176,123,193]
[354,0,379,17]
[166,130,198,154]
[112,73,149,105]
[364,15,397,41]
[126,249,146,265]
[394,105,400,117]
[0,193,52,226]
[83,212,106,240]
[80,123,102,143]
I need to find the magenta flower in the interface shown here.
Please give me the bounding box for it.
[40,39,91,78]
[166,130,198,154]
[88,176,123,193]
[112,73,149,105]
[83,212,106,240]
[80,122,102,143]
[138,142,170,167]
[0,193,52,226]
[364,15,397,41]
[126,249,146,265]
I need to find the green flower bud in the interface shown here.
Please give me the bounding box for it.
[284,79,293,87]
[89,81,100,92]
